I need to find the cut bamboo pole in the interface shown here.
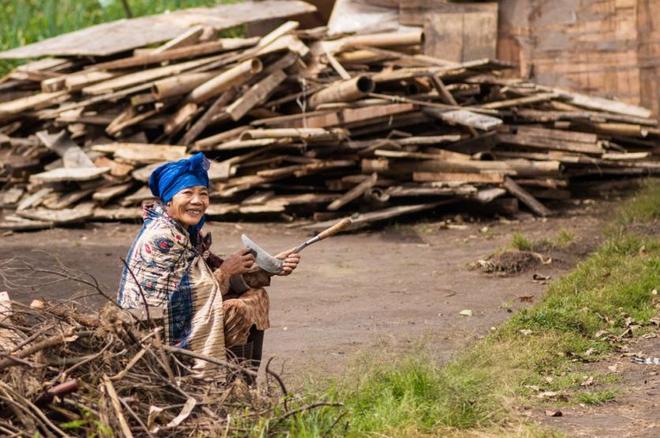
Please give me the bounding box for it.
[152,72,216,100]
[308,76,375,109]
[337,30,424,51]
[187,59,262,104]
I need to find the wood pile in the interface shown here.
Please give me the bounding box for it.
[1,20,659,232]
[0,293,311,435]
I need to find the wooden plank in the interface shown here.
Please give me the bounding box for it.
[386,185,477,198]
[275,103,417,129]
[0,216,54,231]
[16,188,53,211]
[180,89,237,146]
[152,25,205,54]
[226,70,287,121]
[82,56,222,95]
[425,108,502,131]
[94,156,135,177]
[474,187,507,203]
[497,133,604,155]
[0,1,317,59]
[513,126,599,144]
[92,143,187,164]
[423,3,498,62]
[374,149,471,161]
[481,93,557,109]
[413,172,506,184]
[503,177,551,217]
[91,38,257,71]
[363,158,561,178]
[401,0,497,26]
[93,206,142,220]
[560,90,652,119]
[36,130,94,168]
[0,91,68,114]
[17,203,95,224]
[303,200,455,232]
[328,173,377,211]
[30,167,110,184]
[93,183,134,202]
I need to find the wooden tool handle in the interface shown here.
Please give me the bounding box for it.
[316,217,353,240]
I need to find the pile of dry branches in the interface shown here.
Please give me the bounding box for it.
[0,296,328,436]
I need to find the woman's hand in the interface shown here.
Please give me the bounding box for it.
[220,248,255,276]
[274,250,301,276]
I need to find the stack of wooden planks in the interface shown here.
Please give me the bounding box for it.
[0,19,658,231]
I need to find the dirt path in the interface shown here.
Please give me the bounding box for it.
[0,204,604,378]
[5,200,659,435]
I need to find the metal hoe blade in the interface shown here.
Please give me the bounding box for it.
[241,234,283,274]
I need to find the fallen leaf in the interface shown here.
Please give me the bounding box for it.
[459,309,473,317]
[545,409,563,417]
[532,273,551,282]
[580,376,594,387]
[518,295,534,303]
[594,330,609,338]
[519,329,533,336]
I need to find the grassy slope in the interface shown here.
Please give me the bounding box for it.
[260,180,659,437]
[0,0,239,74]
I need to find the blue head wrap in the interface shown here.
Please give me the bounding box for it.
[148,152,210,241]
[149,152,210,203]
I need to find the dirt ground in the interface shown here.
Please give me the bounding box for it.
[537,336,660,438]
[1,199,657,436]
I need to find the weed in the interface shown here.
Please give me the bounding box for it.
[576,389,617,405]
[511,232,533,251]
[548,229,575,249]
[616,178,660,225]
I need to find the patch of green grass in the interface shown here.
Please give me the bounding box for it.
[511,232,533,251]
[616,178,660,225]
[546,229,575,249]
[276,182,659,436]
[510,228,575,253]
[575,389,617,406]
[0,0,241,75]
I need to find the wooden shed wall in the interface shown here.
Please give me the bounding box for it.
[497,0,659,117]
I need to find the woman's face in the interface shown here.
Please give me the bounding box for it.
[166,185,209,227]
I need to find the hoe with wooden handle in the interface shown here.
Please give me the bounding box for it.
[241,218,353,274]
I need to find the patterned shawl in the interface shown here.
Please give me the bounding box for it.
[117,202,229,369]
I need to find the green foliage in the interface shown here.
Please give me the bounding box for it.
[616,178,660,225]
[510,232,533,251]
[510,228,575,253]
[269,354,503,437]
[576,389,617,406]
[0,0,241,74]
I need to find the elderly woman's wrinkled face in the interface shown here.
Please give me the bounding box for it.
[166,185,209,227]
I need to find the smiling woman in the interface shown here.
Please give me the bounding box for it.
[117,152,301,382]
